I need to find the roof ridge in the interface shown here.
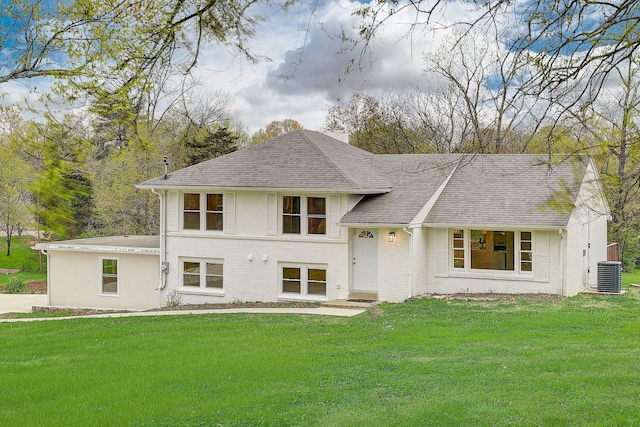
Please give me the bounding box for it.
[301,131,367,190]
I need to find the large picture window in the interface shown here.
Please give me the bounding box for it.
[183,193,224,231]
[282,196,326,235]
[101,258,118,295]
[281,265,327,297]
[452,229,533,274]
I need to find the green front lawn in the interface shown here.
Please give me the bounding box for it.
[2,291,640,426]
[0,234,46,272]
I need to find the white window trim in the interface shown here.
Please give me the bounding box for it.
[280,195,327,236]
[179,258,225,295]
[449,228,534,277]
[99,256,119,297]
[278,263,328,301]
[180,192,226,232]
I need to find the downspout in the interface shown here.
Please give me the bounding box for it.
[151,188,168,291]
[403,227,413,299]
[41,249,50,307]
[559,229,566,296]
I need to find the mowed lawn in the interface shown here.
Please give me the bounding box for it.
[2,291,640,426]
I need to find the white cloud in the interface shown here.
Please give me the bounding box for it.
[193,0,481,133]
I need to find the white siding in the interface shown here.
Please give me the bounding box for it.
[47,251,161,310]
[377,227,411,302]
[162,191,352,304]
[425,227,563,295]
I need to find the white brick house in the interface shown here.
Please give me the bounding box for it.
[37,130,610,309]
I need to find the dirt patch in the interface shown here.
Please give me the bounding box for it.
[0,268,20,274]
[154,301,321,311]
[0,280,47,294]
[416,293,565,302]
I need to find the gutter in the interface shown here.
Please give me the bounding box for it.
[403,227,413,299]
[151,188,168,291]
[559,228,566,296]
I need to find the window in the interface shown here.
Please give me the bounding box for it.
[206,194,223,230]
[182,260,224,289]
[307,268,327,295]
[452,229,465,269]
[101,258,118,294]
[452,228,533,274]
[281,265,327,297]
[283,196,301,234]
[307,197,326,235]
[520,232,533,272]
[470,230,514,271]
[205,262,223,288]
[183,261,200,286]
[183,193,200,230]
[282,267,301,293]
[282,196,326,235]
[183,193,224,231]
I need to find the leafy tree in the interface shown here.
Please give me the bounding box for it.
[182,125,240,166]
[0,145,32,255]
[16,117,93,240]
[251,119,303,145]
[324,92,430,154]
[0,0,267,112]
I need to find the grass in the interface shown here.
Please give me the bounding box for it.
[2,290,640,426]
[0,235,47,287]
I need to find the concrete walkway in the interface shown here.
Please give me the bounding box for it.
[0,294,366,322]
[0,294,48,314]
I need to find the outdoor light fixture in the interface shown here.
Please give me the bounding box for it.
[388,231,396,243]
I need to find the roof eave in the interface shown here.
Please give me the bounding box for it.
[422,222,568,230]
[136,184,392,194]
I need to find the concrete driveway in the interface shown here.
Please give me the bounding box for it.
[0,294,48,314]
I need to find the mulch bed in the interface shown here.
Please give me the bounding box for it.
[0,280,47,294]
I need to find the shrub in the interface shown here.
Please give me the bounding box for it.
[5,276,26,294]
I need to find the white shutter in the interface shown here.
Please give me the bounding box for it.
[434,228,449,277]
[167,191,179,232]
[266,193,277,235]
[328,195,341,238]
[533,230,549,282]
[224,192,236,234]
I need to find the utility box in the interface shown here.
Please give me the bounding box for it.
[597,261,622,293]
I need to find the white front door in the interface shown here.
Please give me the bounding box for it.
[352,229,378,292]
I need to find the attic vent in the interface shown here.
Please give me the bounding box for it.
[597,261,621,293]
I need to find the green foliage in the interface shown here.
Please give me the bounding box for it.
[21,118,93,240]
[0,235,44,272]
[4,276,25,294]
[2,293,640,425]
[251,119,303,145]
[182,125,240,166]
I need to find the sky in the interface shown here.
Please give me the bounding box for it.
[187,0,473,133]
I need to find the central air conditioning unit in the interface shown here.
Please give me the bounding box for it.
[597,261,622,293]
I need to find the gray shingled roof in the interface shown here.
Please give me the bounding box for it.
[340,155,460,224]
[138,130,592,228]
[138,130,391,192]
[341,154,588,227]
[424,154,588,227]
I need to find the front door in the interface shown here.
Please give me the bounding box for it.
[352,229,378,292]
